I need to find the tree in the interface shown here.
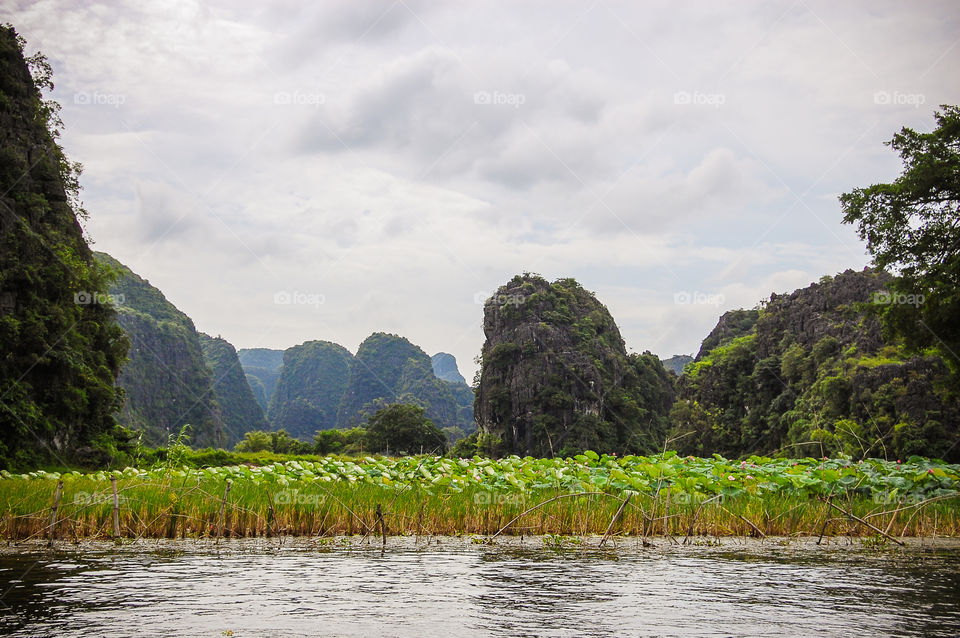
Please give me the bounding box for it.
[840,105,960,370]
[365,404,446,455]
[313,427,367,455]
[234,429,311,454]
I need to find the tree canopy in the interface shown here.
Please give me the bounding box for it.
[840,105,960,371]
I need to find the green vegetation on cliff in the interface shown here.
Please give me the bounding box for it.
[267,340,353,438]
[0,26,128,470]
[475,274,674,458]
[336,333,469,433]
[670,269,958,461]
[198,333,268,446]
[96,253,222,448]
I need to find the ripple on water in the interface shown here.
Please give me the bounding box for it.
[0,543,958,637]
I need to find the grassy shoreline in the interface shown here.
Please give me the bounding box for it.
[2,453,958,541]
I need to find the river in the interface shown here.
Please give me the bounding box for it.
[1,537,958,637]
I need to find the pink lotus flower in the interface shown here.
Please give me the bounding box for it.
[728,475,736,481]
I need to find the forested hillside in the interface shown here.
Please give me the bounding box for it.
[267,340,353,439]
[198,333,268,446]
[669,269,959,461]
[336,333,473,433]
[96,253,222,448]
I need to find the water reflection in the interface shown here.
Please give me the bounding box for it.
[0,542,958,637]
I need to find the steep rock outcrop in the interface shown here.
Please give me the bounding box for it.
[475,274,674,457]
[671,269,959,460]
[431,353,466,384]
[267,340,353,439]
[198,333,268,446]
[336,333,466,432]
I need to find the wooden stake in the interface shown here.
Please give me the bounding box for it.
[376,503,386,554]
[216,480,232,540]
[111,476,120,539]
[266,490,275,538]
[47,480,63,547]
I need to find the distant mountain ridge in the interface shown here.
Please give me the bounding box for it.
[431,353,466,384]
[238,348,284,412]
[661,355,693,376]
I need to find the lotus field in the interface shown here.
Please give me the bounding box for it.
[3,452,959,541]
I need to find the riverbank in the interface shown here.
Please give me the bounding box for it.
[6,533,960,558]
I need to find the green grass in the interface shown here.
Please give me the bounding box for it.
[2,452,958,540]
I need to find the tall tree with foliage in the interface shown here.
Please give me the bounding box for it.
[840,105,960,371]
[0,25,129,469]
[366,404,446,455]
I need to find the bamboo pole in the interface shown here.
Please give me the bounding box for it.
[266,490,275,538]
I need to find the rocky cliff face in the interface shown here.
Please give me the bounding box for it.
[96,253,222,448]
[672,269,959,461]
[267,340,353,438]
[475,274,674,457]
[0,27,127,468]
[336,333,468,432]
[198,333,268,446]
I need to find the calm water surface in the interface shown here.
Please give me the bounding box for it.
[1,537,958,637]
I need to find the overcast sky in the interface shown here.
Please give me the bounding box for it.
[6,0,959,380]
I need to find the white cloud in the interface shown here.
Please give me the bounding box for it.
[4,0,956,381]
